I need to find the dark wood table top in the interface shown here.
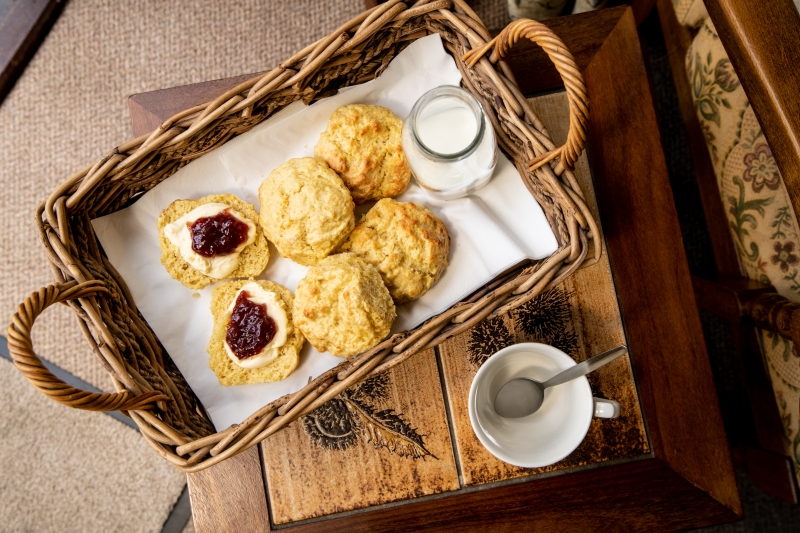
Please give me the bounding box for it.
[128,6,741,532]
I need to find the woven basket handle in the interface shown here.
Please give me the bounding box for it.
[463,18,589,173]
[7,281,168,412]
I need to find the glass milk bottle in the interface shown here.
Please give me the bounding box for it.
[402,86,497,200]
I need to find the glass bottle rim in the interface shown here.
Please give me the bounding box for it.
[409,85,486,162]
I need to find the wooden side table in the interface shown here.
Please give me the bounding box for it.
[128,7,741,532]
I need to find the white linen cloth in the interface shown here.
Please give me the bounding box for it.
[92,34,558,430]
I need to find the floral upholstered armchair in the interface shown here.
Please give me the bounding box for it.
[672,0,800,499]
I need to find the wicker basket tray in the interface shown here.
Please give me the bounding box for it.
[8,0,596,472]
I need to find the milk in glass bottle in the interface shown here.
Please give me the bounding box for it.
[402,86,497,200]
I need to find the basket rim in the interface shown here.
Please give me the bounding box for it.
[9,0,598,472]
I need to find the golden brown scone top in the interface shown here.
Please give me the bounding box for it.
[258,157,355,266]
[293,253,396,357]
[338,199,450,303]
[157,194,269,290]
[314,104,411,204]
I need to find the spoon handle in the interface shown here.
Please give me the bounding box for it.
[542,345,628,389]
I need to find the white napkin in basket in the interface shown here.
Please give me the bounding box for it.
[92,34,557,430]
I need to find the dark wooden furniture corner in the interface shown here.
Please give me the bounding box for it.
[129,7,741,531]
[648,0,800,503]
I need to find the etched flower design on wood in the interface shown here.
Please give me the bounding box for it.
[513,287,578,357]
[547,326,579,357]
[743,143,780,193]
[465,287,578,369]
[302,373,436,459]
[467,316,515,367]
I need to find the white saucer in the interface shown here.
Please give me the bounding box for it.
[468,343,593,468]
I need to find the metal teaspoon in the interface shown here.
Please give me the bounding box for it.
[493,345,628,418]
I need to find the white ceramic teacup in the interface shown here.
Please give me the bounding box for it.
[468,343,620,468]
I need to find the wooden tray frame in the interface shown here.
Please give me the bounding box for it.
[150,7,741,532]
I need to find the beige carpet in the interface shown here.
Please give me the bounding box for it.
[0,1,507,531]
[0,357,186,532]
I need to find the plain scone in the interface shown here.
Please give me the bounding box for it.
[258,157,355,266]
[158,194,269,289]
[314,104,410,204]
[338,199,450,303]
[207,279,304,386]
[293,253,396,357]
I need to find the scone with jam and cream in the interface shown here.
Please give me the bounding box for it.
[207,279,304,386]
[158,194,270,289]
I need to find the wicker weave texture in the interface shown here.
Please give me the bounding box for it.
[8,0,596,472]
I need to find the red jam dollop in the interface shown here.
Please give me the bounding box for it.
[225,291,277,360]
[188,209,250,257]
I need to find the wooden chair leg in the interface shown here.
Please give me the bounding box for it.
[693,275,800,503]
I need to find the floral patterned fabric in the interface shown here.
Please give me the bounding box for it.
[675,0,800,487]
[674,0,709,28]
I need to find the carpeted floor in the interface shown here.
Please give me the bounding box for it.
[0,357,186,532]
